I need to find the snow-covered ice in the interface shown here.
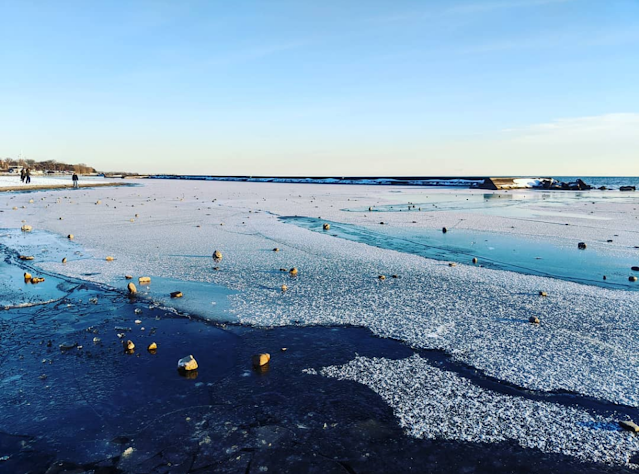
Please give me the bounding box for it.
[2,179,639,465]
[316,354,639,466]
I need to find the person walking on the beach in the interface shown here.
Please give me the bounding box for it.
[25,168,31,184]
[72,172,79,188]
[20,168,25,183]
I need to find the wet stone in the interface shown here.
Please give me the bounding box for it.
[619,420,639,433]
[178,355,198,371]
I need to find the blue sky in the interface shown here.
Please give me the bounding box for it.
[1,0,638,175]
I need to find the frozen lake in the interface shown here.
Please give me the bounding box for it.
[1,179,639,470]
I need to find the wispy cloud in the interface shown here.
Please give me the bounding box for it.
[368,0,578,24]
[448,0,576,14]
[502,113,639,142]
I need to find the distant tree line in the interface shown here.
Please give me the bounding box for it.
[0,157,96,174]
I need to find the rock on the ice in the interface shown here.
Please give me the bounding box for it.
[178,355,198,371]
[252,353,270,368]
[619,420,639,432]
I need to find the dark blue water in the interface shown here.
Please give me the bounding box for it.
[555,177,639,189]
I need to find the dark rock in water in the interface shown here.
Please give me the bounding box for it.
[619,420,639,432]
[578,242,587,250]
[542,178,593,191]
[607,239,613,243]
[170,291,183,298]
[603,275,607,280]
[599,186,607,190]
[59,342,77,351]
[575,179,591,190]
[631,267,639,272]
[442,227,448,233]
[620,186,636,192]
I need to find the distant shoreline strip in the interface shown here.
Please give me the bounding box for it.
[0,182,132,193]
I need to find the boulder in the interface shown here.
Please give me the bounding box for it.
[577,242,587,250]
[289,267,298,276]
[472,257,478,264]
[138,277,151,284]
[392,275,399,279]
[281,285,288,292]
[323,223,331,231]
[620,186,636,192]
[539,291,548,297]
[147,342,157,352]
[448,263,456,267]
[378,275,386,280]
[24,272,32,280]
[105,256,114,261]
[125,275,133,279]
[632,266,639,272]
[529,316,540,324]
[273,248,279,252]
[442,227,447,233]
[62,257,67,264]
[19,255,34,260]
[127,282,137,294]
[21,224,32,232]
[31,277,45,284]
[213,250,223,260]
[252,353,270,368]
[177,355,198,371]
[123,340,135,351]
[630,276,638,282]
[67,234,74,240]
[170,291,183,298]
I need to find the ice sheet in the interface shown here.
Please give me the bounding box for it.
[2,181,639,412]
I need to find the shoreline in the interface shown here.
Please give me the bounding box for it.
[0,182,133,193]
